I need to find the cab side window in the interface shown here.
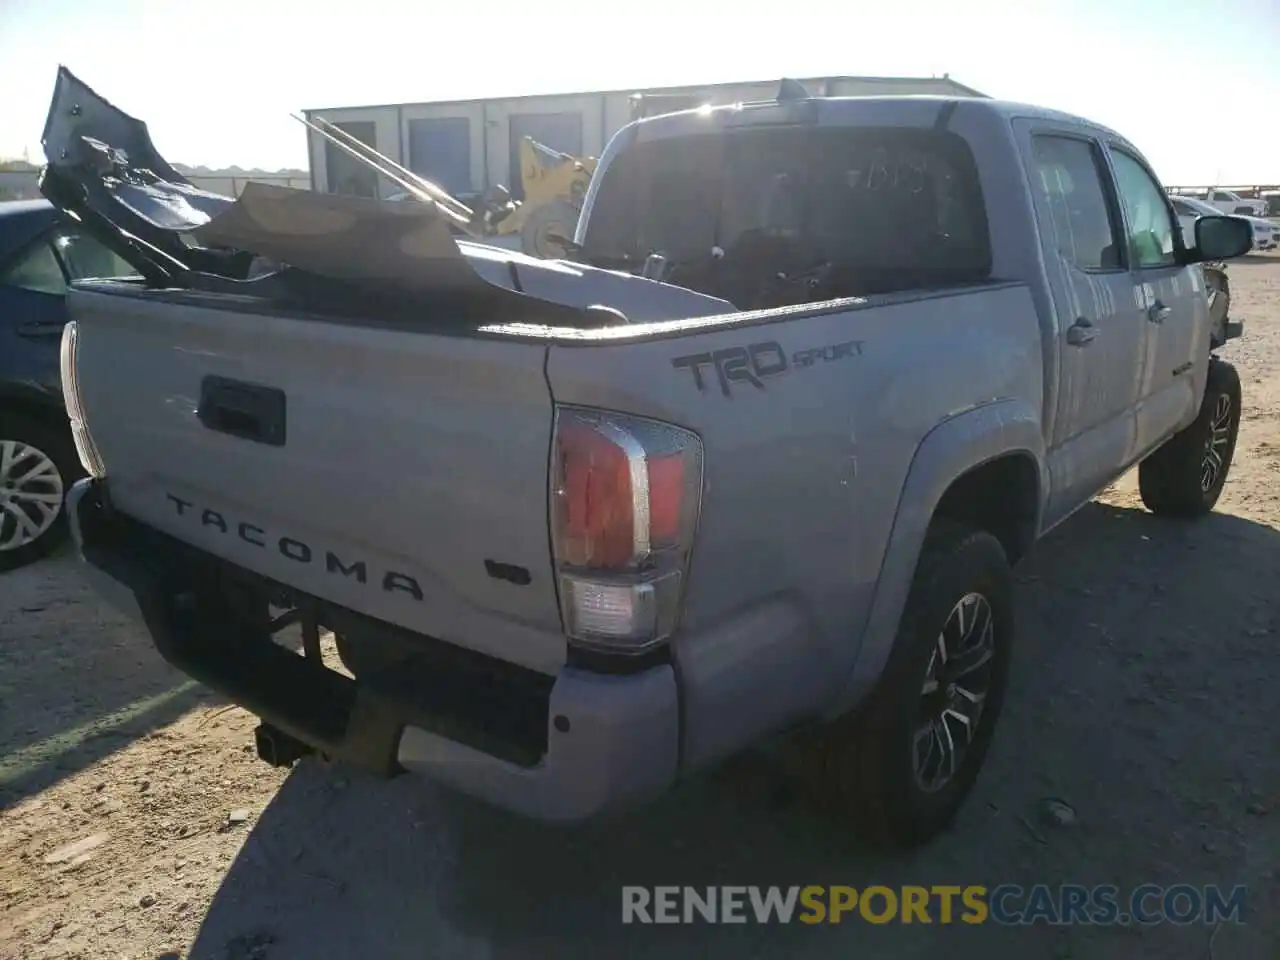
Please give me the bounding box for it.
[1031,135,1122,271]
[1111,150,1177,268]
[1,240,68,296]
[1,227,134,297]
[55,231,135,281]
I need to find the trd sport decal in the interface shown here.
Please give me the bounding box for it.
[672,339,864,396]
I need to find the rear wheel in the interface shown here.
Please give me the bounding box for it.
[1139,358,1241,517]
[806,522,1014,847]
[0,413,81,572]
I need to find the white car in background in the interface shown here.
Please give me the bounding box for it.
[1193,188,1269,217]
[1169,194,1274,252]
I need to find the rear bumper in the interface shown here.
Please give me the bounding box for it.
[66,478,680,823]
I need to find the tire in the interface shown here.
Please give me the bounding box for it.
[0,413,82,572]
[1138,357,1241,518]
[806,522,1014,847]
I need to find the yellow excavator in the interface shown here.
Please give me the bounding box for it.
[473,94,708,256]
[472,136,598,258]
[300,114,596,259]
[300,96,710,259]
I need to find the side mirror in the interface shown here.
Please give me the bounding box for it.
[1192,215,1253,262]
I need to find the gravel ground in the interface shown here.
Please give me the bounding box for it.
[2,257,1278,960]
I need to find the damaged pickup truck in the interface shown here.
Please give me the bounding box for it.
[48,68,1252,847]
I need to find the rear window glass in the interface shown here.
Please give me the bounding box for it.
[582,124,991,297]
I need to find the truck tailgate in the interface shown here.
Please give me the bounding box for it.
[69,287,566,674]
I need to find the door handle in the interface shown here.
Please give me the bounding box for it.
[1148,301,1171,324]
[15,320,67,340]
[1067,318,1098,346]
[197,376,287,447]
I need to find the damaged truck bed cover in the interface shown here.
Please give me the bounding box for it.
[39,67,733,331]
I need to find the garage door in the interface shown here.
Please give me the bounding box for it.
[408,117,472,197]
[507,112,583,200]
[326,121,378,198]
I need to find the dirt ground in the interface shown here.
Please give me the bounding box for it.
[2,258,1279,960]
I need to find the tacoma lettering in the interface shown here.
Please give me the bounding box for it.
[165,493,423,601]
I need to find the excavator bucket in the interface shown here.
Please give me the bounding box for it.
[518,137,596,208]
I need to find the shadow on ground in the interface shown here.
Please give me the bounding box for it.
[1234,253,1280,267]
[0,549,219,807]
[177,501,1279,958]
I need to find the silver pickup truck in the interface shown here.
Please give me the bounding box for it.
[45,70,1252,848]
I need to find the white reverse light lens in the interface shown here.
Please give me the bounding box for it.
[560,571,683,652]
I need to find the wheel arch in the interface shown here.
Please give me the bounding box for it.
[826,398,1046,718]
[933,452,1041,565]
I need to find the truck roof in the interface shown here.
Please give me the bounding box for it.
[630,94,1132,151]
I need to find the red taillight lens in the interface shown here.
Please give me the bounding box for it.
[556,418,636,568]
[646,453,685,547]
[551,407,703,651]
[553,409,700,572]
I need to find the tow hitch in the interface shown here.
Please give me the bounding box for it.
[254,723,314,767]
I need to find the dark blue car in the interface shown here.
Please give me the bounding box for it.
[0,199,133,570]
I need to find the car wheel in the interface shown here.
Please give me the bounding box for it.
[805,521,1014,847]
[0,413,81,572]
[1138,358,1241,518]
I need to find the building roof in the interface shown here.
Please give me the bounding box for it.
[303,74,986,115]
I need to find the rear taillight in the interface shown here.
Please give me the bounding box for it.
[60,321,106,478]
[551,406,703,653]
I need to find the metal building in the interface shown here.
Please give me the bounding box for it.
[303,74,985,201]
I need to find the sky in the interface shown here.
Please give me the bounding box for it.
[0,0,1277,185]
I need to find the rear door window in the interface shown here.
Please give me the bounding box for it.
[1030,135,1122,272]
